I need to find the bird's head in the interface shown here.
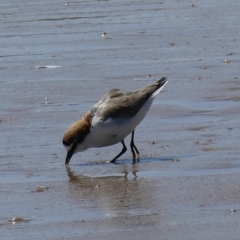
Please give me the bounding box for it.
[62,112,91,165]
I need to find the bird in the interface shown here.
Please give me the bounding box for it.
[63,77,168,165]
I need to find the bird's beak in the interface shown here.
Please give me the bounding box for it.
[64,141,78,165]
[65,151,73,165]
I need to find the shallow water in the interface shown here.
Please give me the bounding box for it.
[1,0,240,239]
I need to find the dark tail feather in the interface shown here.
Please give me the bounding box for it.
[156,77,168,89]
[151,77,168,97]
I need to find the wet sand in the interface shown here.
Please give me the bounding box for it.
[1,0,240,239]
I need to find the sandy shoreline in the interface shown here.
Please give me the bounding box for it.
[1,0,240,239]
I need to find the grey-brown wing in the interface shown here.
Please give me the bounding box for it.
[91,77,167,121]
[95,84,158,121]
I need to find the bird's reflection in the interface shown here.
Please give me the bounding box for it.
[66,164,139,182]
[66,163,139,188]
[65,164,152,214]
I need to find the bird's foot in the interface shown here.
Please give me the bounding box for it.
[108,159,116,164]
[132,155,140,163]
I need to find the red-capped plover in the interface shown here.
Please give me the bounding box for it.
[63,77,168,165]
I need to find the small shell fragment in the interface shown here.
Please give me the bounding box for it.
[36,66,62,69]
[8,217,29,224]
[32,186,50,192]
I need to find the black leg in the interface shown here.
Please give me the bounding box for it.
[109,140,127,163]
[130,130,140,159]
